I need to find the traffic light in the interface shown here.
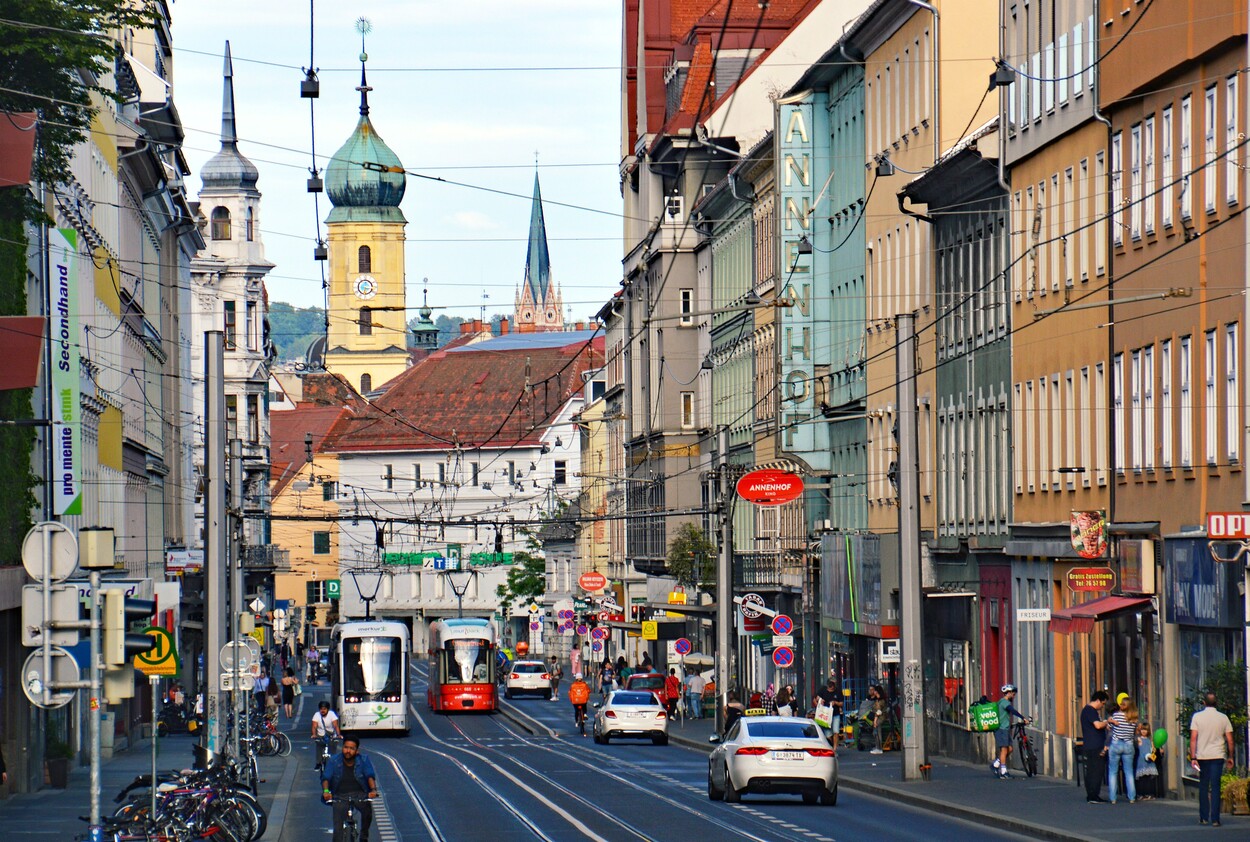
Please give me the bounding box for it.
[103,590,156,666]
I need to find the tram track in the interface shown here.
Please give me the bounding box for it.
[409,663,792,842]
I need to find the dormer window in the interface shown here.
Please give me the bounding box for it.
[211,207,231,240]
[358,245,372,273]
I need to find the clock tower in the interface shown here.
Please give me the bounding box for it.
[323,46,408,395]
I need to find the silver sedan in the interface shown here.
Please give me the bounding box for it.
[592,690,669,745]
[707,716,838,805]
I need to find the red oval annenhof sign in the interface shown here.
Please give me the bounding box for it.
[578,571,608,592]
[736,469,804,506]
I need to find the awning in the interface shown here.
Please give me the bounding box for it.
[645,601,716,616]
[1050,595,1152,634]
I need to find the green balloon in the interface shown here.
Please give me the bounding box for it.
[1152,728,1168,749]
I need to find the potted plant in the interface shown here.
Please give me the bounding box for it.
[1223,767,1250,816]
[45,740,74,788]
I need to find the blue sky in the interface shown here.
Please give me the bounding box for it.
[173,0,623,322]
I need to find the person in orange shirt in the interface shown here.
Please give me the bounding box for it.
[569,674,591,736]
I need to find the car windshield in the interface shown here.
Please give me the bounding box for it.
[628,675,663,690]
[611,692,656,706]
[513,663,546,674]
[744,721,821,739]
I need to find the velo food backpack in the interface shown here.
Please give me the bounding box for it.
[969,699,1000,732]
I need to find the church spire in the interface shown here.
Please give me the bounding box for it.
[523,171,551,302]
[220,41,239,147]
[355,17,373,116]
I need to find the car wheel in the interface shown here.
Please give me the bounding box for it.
[802,793,818,805]
[602,734,610,745]
[723,766,741,803]
[707,768,724,801]
[504,689,513,700]
[819,783,838,806]
[652,733,668,746]
[593,730,604,744]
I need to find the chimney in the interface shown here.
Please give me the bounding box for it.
[576,321,585,331]
[499,317,510,335]
[459,321,473,335]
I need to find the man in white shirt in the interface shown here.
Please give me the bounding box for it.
[310,700,342,771]
[1189,692,1234,826]
[685,672,707,719]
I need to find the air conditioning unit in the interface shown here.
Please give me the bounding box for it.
[664,195,685,222]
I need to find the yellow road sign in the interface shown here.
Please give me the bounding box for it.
[249,627,266,647]
[641,620,658,641]
[134,627,178,676]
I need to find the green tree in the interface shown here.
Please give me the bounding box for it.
[0,1,157,223]
[666,522,716,592]
[268,301,326,362]
[1175,659,1248,741]
[494,551,546,612]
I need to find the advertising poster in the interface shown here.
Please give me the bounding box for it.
[50,227,81,516]
[1070,510,1106,559]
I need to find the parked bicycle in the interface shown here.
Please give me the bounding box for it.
[1012,719,1038,777]
[98,761,267,841]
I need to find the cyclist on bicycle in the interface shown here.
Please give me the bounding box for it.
[311,700,343,771]
[321,735,377,842]
[569,673,591,736]
[994,684,1030,779]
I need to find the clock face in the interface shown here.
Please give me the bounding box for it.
[354,275,378,300]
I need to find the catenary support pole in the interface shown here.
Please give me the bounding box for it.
[896,312,928,781]
[89,567,101,839]
[716,427,732,735]
[150,676,159,820]
[203,331,227,761]
[230,438,243,763]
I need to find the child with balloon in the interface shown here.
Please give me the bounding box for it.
[1135,723,1167,799]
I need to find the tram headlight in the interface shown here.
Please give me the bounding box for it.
[346,695,361,704]
[385,695,400,703]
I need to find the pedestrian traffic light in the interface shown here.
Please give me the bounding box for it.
[103,590,156,666]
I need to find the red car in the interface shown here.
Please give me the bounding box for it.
[623,672,666,704]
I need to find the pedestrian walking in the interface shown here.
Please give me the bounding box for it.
[723,691,745,735]
[548,656,563,702]
[664,668,681,718]
[1134,723,1160,800]
[813,678,843,747]
[761,683,777,715]
[599,660,615,699]
[1107,698,1139,803]
[1189,691,1234,826]
[685,671,706,719]
[775,684,793,717]
[1080,690,1109,803]
[281,667,301,719]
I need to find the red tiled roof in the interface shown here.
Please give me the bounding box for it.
[327,334,604,453]
[270,403,358,494]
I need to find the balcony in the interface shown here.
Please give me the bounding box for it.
[733,551,805,591]
[242,545,291,572]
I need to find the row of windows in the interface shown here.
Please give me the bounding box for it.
[374,460,570,490]
[1111,76,1240,245]
[1008,15,1096,132]
[209,206,254,242]
[1014,364,1107,495]
[222,299,261,352]
[937,394,1011,536]
[1012,152,1108,299]
[1113,324,1241,473]
[224,393,264,444]
[864,30,930,158]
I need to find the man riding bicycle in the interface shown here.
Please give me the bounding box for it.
[569,673,591,736]
[321,735,378,842]
[994,684,1030,779]
[311,700,343,771]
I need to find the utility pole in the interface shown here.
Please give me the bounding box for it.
[896,312,928,780]
[203,332,227,761]
[715,427,732,735]
[229,438,243,762]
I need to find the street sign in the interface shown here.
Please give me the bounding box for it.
[21,645,79,709]
[1066,566,1115,592]
[219,640,256,673]
[134,627,178,676]
[737,593,767,619]
[325,579,341,600]
[641,620,658,641]
[770,614,793,636]
[591,641,603,653]
[772,646,794,668]
[529,621,540,631]
[771,634,794,648]
[879,638,900,664]
[221,673,256,692]
[22,521,79,582]
[579,571,608,592]
[674,637,692,656]
[591,627,607,641]
[1208,511,1250,539]
[736,469,805,506]
[1016,608,1052,622]
[576,624,588,636]
[248,597,265,614]
[21,584,80,646]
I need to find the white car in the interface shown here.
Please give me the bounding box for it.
[504,660,552,699]
[708,716,838,805]
[592,690,669,745]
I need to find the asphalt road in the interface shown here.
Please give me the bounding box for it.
[278,664,1026,841]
